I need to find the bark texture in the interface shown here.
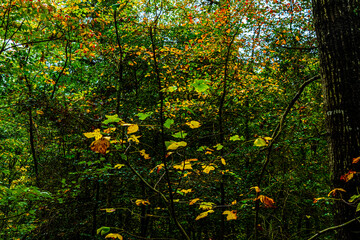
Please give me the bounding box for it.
[312,0,360,239]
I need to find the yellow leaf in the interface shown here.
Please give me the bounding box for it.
[84,129,102,140]
[186,121,201,129]
[128,135,141,144]
[180,189,192,194]
[223,210,237,221]
[167,141,187,150]
[173,162,192,170]
[135,199,150,206]
[251,186,261,193]
[101,208,116,213]
[231,200,237,205]
[195,210,214,220]
[103,128,116,134]
[105,233,123,239]
[127,124,139,134]
[199,202,215,210]
[221,157,226,165]
[36,110,44,115]
[254,138,266,147]
[139,149,151,159]
[328,188,346,197]
[202,165,215,174]
[90,137,110,154]
[189,198,201,205]
[295,36,300,41]
[114,164,125,169]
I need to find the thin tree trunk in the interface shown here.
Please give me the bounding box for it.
[312,1,360,239]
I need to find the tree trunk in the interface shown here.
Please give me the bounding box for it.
[312,1,360,239]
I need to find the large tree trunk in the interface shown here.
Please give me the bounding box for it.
[312,1,360,239]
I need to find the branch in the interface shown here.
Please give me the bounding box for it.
[307,216,360,240]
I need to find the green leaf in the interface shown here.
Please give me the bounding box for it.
[103,114,122,124]
[172,131,188,138]
[230,135,245,141]
[111,4,120,10]
[254,138,266,147]
[136,112,153,120]
[357,203,360,212]
[97,226,111,235]
[349,194,360,202]
[164,119,174,129]
[191,80,209,93]
[214,143,223,150]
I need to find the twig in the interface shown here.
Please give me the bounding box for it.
[307,216,360,240]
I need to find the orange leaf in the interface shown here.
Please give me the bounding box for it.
[328,188,346,197]
[90,137,110,154]
[353,157,360,164]
[340,170,356,182]
[255,195,275,208]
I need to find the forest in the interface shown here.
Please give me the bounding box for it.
[1,0,360,239]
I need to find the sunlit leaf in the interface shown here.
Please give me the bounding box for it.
[136,112,153,120]
[221,157,226,165]
[199,202,215,210]
[167,141,187,150]
[327,188,346,197]
[172,131,188,139]
[189,198,201,205]
[84,129,102,140]
[255,195,276,208]
[340,170,356,182]
[195,210,214,220]
[251,186,261,193]
[127,124,139,134]
[105,233,123,239]
[128,135,141,144]
[114,164,125,169]
[186,121,201,129]
[101,208,116,213]
[223,210,237,221]
[202,165,215,174]
[230,135,244,141]
[104,128,116,134]
[135,199,150,206]
[139,149,151,159]
[103,114,123,124]
[254,138,267,147]
[180,189,192,194]
[164,119,174,129]
[353,156,360,164]
[97,226,110,235]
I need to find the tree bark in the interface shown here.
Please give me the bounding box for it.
[312,1,360,239]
